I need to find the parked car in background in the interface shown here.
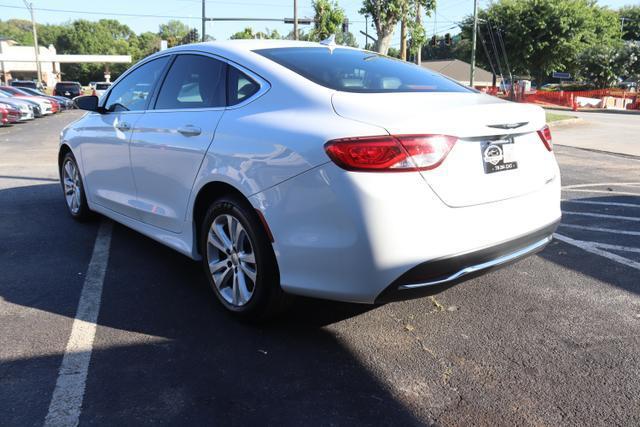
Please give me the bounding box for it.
[53,81,82,99]
[10,80,43,90]
[0,89,39,119]
[63,40,561,320]
[17,86,73,110]
[9,80,44,90]
[0,102,22,125]
[93,82,112,98]
[0,85,57,114]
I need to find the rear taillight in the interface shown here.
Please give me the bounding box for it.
[537,125,552,152]
[324,134,457,172]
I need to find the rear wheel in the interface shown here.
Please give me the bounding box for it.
[200,195,289,321]
[60,152,91,221]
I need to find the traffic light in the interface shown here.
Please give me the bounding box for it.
[430,35,437,46]
[444,33,451,45]
[342,18,349,33]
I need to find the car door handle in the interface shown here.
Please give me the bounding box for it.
[115,122,131,131]
[177,125,202,137]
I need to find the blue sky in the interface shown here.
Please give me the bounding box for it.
[0,0,633,48]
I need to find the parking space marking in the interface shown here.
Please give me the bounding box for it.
[562,189,640,196]
[562,182,640,189]
[554,233,640,271]
[562,211,640,222]
[559,224,640,236]
[44,220,113,427]
[562,200,640,209]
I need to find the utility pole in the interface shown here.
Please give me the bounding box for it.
[470,0,479,86]
[23,1,42,84]
[293,0,299,40]
[414,4,422,65]
[201,0,206,42]
[365,15,369,49]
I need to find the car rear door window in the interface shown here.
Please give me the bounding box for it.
[104,56,170,112]
[227,67,259,106]
[155,54,226,110]
[255,47,471,93]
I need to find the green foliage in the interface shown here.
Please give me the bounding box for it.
[457,0,622,84]
[577,44,624,88]
[617,42,640,81]
[307,0,358,46]
[620,6,640,42]
[359,0,435,54]
[230,27,281,40]
[158,20,191,48]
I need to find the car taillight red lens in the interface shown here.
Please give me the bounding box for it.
[537,125,552,152]
[325,134,457,172]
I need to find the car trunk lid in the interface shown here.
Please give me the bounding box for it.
[331,92,557,207]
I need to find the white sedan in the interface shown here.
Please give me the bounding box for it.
[61,40,561,320]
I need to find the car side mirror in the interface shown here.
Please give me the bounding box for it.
[74,95,102,112]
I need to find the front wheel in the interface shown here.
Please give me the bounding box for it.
[200,196,289,321]
[60,152,91,221]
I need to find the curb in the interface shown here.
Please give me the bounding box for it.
[548,117,584,129]
[544,106,640,116]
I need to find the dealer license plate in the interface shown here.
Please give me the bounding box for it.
[480,138,518,174]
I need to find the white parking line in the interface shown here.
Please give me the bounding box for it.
[559,223,640,236]
[554,233,640,271]
[562,189,640,196]
[44,220,112,427]
[562,211,640,222]
[562,182,640,189]
[562,199,640,209]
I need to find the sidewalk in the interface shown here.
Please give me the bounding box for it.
[545,105,640,116]
[548,110,640,158]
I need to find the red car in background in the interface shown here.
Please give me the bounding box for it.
[0,86,59,114]
[0,102,21,126]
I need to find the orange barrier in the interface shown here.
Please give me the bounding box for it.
[521,89,639,110]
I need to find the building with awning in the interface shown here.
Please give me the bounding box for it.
[0,39,131,86]
[420,59,500,88]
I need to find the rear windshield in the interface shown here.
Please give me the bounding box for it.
[255,47,471,93]
[56,83,80,91]
[12,81,37,88]
[95,83,111,90]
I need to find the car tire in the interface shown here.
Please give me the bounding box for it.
[60,152,91,221]
[200,195,290,321]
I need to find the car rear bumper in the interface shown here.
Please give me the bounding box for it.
[252,161,561,304]
[374,220,558,303]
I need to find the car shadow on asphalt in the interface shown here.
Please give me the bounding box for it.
[0,183,423,425]
[541,195,640,297]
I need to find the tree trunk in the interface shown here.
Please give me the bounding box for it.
[376,30,394,55]
[400,19,407,60]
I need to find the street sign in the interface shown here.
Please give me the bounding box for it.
[552,72,571,80]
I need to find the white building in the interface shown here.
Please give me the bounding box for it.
[0,38,131,86]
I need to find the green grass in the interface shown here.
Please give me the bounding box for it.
[546,112,576,123]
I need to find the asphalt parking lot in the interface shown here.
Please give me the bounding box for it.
[1,111,639,426]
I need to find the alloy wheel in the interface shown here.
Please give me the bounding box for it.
[62,159,81,214]
[206,213,258,307]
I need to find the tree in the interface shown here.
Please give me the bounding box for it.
[230,27,281,40]
[617,41,640,81]
[457,0,622,84]
[308,0,357,46]
[359,0,435,55]
[158,20,191,48]
[578,44,623,88]
[620,6,640,42]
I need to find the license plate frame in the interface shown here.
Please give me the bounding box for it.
[480,137,518,174]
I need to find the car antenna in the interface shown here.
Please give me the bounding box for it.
[320,34,337,52]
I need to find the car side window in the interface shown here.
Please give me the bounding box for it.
[155,54,226,110]
[104,56,169,112]
[227,66,259,106]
